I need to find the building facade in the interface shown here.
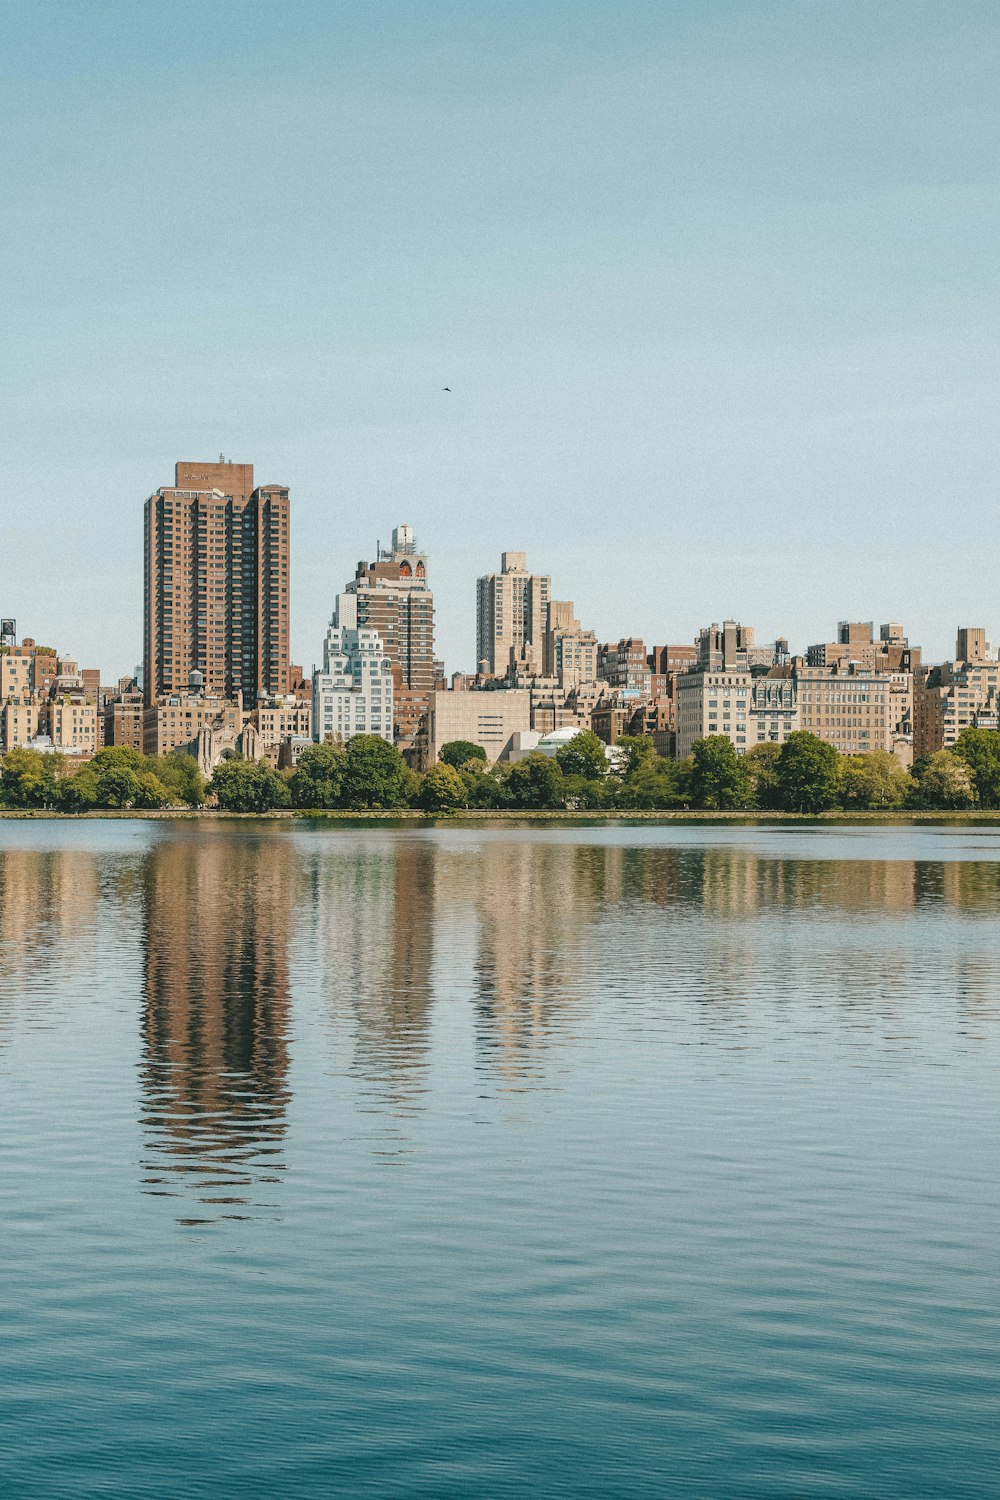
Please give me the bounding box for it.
[676,671,799,758]
[794,662,912,758]
[914,632,1000,756]
[476,552,551,676]
[143,459,291,707]
[424,688,532,766]
[346,525,434,756]
[312,599,394,746]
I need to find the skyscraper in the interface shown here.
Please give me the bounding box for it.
[143,459,290,705]
[346,524,435,756]
[476,551,551,676]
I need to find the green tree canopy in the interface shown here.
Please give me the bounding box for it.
[614,735,657,780]
[952,727,1000,808]
[690,736,752,810]
[505,754,566,810]
[554,729,607,780]
[837,751,910,810]
[617,757,691,810]
[419,762,467,811]
[775,732,840,813]
[289,742,347,809]
[744,742,782,810]
[0,748,63,808]
[155,751,207,808]
[340,735,409,810]
[460,764,509,809]
[910,749,976,810]
[210,757,291,812]
[439,740,488,770]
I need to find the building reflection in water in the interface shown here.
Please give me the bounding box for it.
[0,846,101,1044]
[139,830,294,1222]
[302,834,436,1154]
[298,833,1000,1115]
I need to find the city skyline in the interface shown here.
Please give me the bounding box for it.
[4,3,998,679]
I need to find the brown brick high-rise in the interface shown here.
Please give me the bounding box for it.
[143,460,290,704]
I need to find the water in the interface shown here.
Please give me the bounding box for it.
[1,819,998,1497]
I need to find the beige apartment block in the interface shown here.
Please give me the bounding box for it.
[143,690,244,759]
[252,697,313,748]
[476,552,550,677]
[914,662,1000,756]
[795,663,912,757]
[425,688,531,765]
[47,696,99,757]
[676,671,799,758]
[543,601,598,685]
[0,699,40,752]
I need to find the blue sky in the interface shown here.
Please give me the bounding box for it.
[2,1,997,677]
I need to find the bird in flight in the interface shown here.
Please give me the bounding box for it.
[442,386,451,392]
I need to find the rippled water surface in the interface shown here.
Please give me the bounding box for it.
[1,819,998,1497]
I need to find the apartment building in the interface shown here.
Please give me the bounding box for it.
[676,671,799,758]
[143,459,291,706]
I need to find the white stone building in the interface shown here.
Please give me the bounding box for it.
[312,595,394,745]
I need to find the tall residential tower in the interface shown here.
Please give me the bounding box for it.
[346,524,435,756]
[143,460,290,704]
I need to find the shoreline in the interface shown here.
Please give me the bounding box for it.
[3,807,1000,825]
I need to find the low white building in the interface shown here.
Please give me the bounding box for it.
[312,595,394,745]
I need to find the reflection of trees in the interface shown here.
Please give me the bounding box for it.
[139,830,293,1220]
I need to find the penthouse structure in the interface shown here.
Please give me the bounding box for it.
[143,459,291,707]
[806,621,920,674]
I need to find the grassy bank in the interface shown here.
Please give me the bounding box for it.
[5,807,1000,825]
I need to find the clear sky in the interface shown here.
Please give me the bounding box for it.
[2,0,997,678]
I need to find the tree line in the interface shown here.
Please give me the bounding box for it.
[1,728,998,814]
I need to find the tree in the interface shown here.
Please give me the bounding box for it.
[744,742,783,810]
[419,762,467,811]
[210,757,291,812]
[90,746,145,774]
[57,767,99,811]
[505,754,566,809]
[614,735,657,780]
[92,764,170,809]
[0,748,63,808]
[689,736,752,809]
[560,772,618,809]
[775,732,839,813]
[460,764,509,808]
[340,735,409,810]
[837,751,910,810]
[439,740,487,770]
[909,750,976,810]
[618,758,690,809]
[289,743,347,808]
[554,730,607,780]
[953,727,1000,808]
[156,751,207,807]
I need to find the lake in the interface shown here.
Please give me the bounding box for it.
[1,819,998,1496]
